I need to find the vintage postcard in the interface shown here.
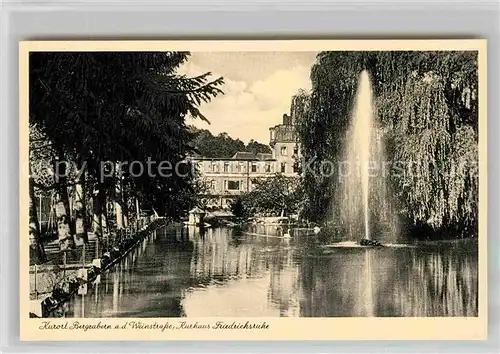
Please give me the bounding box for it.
[20,40,487,341]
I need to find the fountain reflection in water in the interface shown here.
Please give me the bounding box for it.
[340,70,399,243]
[48,226,477,318]
[364,250,374,316]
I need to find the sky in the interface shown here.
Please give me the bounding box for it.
[178,52,318,144]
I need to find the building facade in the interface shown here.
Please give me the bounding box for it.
[269,113,301,176]
[192,113,301,209]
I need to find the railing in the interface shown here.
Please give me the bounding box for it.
[29,215,160,299]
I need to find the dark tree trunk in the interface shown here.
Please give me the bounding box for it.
[75,165,89,244]
[29,177,46,263]
[54,151,76,250]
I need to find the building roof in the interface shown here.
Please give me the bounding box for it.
[256,153,273,160]
[189,207,205,214]
[231,152,258,160]
[189,151,276,162]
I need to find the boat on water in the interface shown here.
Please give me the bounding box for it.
[359,239,383,247]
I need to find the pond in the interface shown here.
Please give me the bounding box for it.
[51,225,478,317]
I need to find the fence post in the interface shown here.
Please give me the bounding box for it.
[63,252,67,279]
[82,242,86,268]
[34,264,38,299]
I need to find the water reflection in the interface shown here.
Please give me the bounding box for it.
[52,226,478,318]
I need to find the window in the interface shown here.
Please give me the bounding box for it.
[210,180,216,190]
[238,163,244,173]
[224,163,229,173]
[251,163,257,172]
[227,180,240,190]
[265,164,271,173]
[211,162,218,172]
[280,163,286,173]
[280,147,287,156]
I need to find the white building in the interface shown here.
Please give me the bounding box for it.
[192,113,301,209]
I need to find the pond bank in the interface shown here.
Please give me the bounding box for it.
[29,218,168,318]
[50,225,478,318]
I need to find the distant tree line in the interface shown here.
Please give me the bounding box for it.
[189,127,271,158]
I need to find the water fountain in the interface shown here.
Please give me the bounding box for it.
[339,70,397,246]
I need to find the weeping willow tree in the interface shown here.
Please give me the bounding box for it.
[298,51,478,238]
[383,69,478,237]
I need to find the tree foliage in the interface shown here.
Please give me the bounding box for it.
[298,51,478,237]
[238,174,304,217]
[229,196,247,218]
[30,52,224,217]
[29,52,224,257]
[246,139,272,155]
[189,127,271,158]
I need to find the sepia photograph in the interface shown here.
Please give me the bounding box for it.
[21,41,486,339]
